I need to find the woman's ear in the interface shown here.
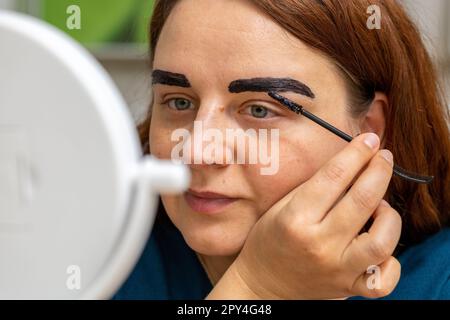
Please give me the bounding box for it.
[358,92,388,148]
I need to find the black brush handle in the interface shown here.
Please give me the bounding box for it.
[268,91,434,184]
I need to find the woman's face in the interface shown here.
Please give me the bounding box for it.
[150,0,360,256]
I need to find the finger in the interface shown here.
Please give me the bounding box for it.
[350,256,401,299]
[291,133,380,224]
[322,149,394,243]
[340,201,402,273]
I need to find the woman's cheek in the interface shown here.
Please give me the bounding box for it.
[149,124,176,159]
[247,137,318,214]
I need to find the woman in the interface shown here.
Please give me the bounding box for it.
[113,0,450,299]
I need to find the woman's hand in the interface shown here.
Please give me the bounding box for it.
[209,133,402,299]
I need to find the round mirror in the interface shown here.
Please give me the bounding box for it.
[0,11,189,299]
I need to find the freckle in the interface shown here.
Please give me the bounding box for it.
[219,106,225,112]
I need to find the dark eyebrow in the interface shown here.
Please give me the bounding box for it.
[151,69,191,88]
[228,77,315,99]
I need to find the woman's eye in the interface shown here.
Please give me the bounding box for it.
[167,98,193,111]
[241,104,277,119]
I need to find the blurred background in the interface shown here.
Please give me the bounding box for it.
[1,0,450,125]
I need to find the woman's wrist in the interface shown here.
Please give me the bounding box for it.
[205,261,265,300]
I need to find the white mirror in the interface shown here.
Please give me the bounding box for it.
[0,10,190,299]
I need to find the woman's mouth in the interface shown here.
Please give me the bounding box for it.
[183,188,239,214]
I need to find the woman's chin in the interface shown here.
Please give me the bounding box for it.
[182,227,247,256]
[163,196,259,256]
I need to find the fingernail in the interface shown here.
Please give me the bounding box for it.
[380,149,393,164]
[363,133,379,150]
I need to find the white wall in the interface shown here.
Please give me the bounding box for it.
[402,0,448,59]
[99,59,152,124]
[402,0,450,102]
[0,0,16,10]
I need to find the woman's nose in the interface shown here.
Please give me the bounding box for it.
[184,106,236,167]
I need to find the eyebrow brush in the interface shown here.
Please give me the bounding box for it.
[267,91,434,184]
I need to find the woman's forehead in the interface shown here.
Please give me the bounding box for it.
[154,24,322,92]
[164,0,277,37]
[154,0,309,65]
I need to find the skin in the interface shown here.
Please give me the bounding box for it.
[149,0,391,292]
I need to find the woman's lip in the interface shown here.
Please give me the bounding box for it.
[187,188,235,199]
[184,190,239,214]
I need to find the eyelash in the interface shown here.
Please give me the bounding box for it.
[160,97,283,119]
[164,97,195,111]
[239,104,279,119]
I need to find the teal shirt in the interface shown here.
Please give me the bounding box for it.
[113,212,450,300]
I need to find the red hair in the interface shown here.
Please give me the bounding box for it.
[139,0,450,248]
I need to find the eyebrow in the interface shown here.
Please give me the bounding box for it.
[151,69,191,87]
[229,77,315,99]
[151,69,315,99]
